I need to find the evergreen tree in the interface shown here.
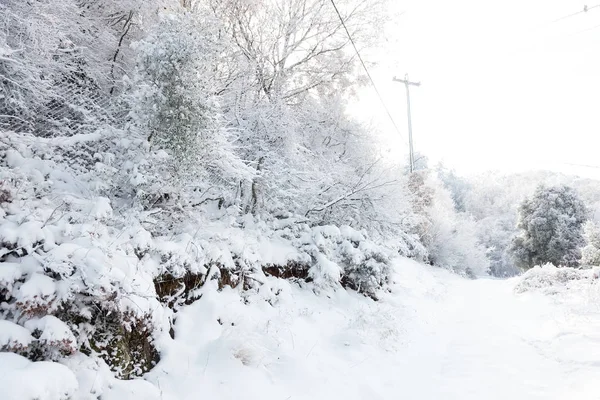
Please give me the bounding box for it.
[511,185,588,269]
[128,11,250,208]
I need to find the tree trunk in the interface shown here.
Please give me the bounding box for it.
[247,156,264,214]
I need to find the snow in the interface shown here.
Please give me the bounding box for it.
[4,257,600,399]
[0,262,25,291]
[515,263,600,294]
[99,379,161,400]
[73,258,600,399]
[309,252,342,287]
[0,220,48,256]
[0,353,78,400]
[18,273,57,301]
[24,316,77,347]
[0,320,34,350]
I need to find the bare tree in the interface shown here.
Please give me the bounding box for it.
[211,0,386,101]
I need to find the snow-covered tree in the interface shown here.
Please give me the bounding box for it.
[402,170,489,276]
[129,11,249,195]
[581,220,600,267]
[0,0,133,136]
[206,0,391,218]
[437,164,471,212]
[424,175,489,276]
[460,173,526,277]
[511,185,588,269]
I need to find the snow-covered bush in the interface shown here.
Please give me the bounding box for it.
[297,225,392,298]
[25,316,78,361]
[511,185,588,270]
[0,138,168,378]
[149,217,396,301]
[0,320,34,355]
[428,199,489,276]
[437,164,471,212]
[515,263,600,294]
[2,173,399,380]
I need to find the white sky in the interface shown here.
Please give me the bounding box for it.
[352,0,600,178]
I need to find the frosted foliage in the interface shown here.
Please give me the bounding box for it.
[130,12,248,184]
[0,0,135,136]
[582,221,600,267]
[425,176,489,277]
[511,185,588,269]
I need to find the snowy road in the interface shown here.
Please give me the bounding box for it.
[393,264,600,400]
[138,260,600,400]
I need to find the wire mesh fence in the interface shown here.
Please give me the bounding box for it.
[0,80,119,137]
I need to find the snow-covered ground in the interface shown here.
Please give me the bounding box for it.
[4,259,600,400]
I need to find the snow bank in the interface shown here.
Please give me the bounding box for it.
[143,260,413,400]
[0,353,78,400]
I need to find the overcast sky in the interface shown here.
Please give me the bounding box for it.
[352,0,600,178]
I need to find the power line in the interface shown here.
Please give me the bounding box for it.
[328,0,407,144]
[553,4,600,23]
[576,22,600,34]
[562,162,600,170]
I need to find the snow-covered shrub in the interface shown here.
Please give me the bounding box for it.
[406,171,434,245]
[293,225,392,298]
[0,320,34,355]
[428,205,489,277]
[515,263,600,294]
[437,164,471,212]
[144,215,395,300]
[146,216,394,301]
[15,273,58,318]
[0,140,168,378]
[25,316,78,361]
[339,239,391,297]
[511,185,588,269]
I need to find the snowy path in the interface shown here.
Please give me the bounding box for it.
[143,260,600,400]
[393,268,600,399]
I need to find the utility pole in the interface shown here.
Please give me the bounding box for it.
[393,74,420,173]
